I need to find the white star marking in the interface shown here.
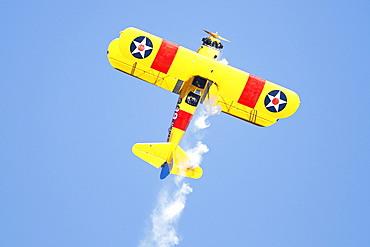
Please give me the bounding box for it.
[131,37,152,58]
[266,91,287,112]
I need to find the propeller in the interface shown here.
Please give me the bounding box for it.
[203,30,230,42]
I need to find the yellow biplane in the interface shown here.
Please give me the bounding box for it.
[107,27,300,179]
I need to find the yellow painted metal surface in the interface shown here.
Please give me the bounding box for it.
[197,45,219,59]
[107,27,300,127]
[131,142,203,179]
[132,143,172,168]
[171,146,203,179]
[108,27,301,179]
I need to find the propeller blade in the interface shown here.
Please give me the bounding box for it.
[203,30,231,42]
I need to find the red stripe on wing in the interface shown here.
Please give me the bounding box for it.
[238,74,266,108]
[172,110,193,131]
[151,40,179,74]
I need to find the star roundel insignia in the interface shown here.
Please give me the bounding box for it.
[130,36,153,59]
[264,90,287,112]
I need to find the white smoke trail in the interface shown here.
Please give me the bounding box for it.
[186,142,209,168]
[138,144,207,247]
[219,58,229,65]
[193,97,222,131]
[138,177,192,247]
[139,98,219,247]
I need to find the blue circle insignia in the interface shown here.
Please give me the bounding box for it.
[264,90,287,112]
[130,36,153,59]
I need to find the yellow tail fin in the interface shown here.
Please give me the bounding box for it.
[132,143,203,179]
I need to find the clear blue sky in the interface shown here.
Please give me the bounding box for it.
[1,1,369,246]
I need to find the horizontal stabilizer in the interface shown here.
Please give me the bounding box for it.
[132,142,173,168]
[172,146,203,179]
[132,142,203,179]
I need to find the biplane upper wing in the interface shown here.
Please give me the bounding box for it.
[107,27,196,94]
[107,27,300,127]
